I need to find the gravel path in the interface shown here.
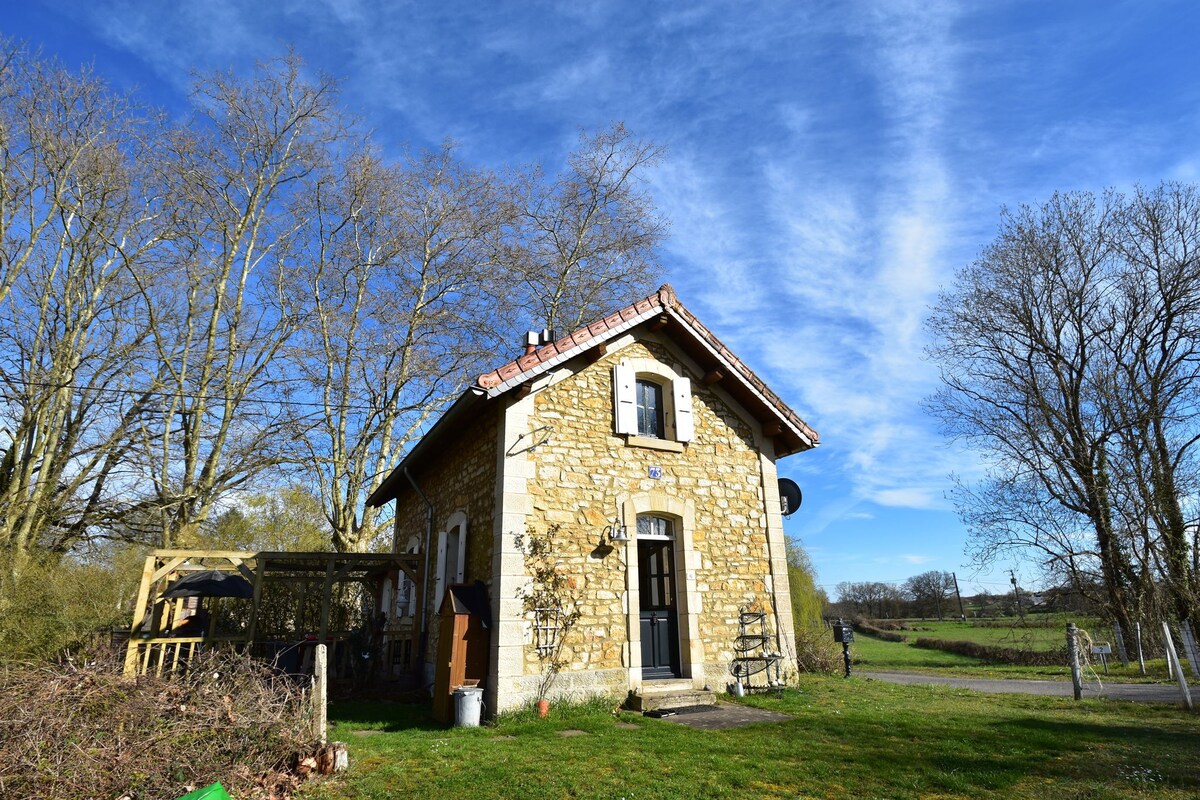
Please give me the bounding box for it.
[861,670,1188,705]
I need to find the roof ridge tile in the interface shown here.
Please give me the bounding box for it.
[470,283,817,449]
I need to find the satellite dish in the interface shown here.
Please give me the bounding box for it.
[778,478,802,517]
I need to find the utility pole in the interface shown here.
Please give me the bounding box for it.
[1010,570,1025,620]
[952,572,966,621]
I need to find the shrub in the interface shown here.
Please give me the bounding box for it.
[0,650,313,799]
[912,637,1066,666]
[868,620,904,632]
[853,621,907,643]
[0,548,140,663]
[794,625,840,674]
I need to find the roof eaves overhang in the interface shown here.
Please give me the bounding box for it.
[661,305,818,455]
[364,388,488,508]
[476,305,663,399]
[368,284,819,505]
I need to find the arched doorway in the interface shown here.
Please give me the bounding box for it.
[637,514,681,678]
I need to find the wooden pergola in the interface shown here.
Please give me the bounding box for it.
[124,549,424,679]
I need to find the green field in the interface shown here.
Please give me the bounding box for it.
[867,617,1099,648]
[301,676,1200,800]
[851,619,1172,682]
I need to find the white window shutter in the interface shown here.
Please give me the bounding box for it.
[434,531,448,610]
[673,377,694,442]
[613,364,637,434]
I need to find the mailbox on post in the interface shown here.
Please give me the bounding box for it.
[832,619,854,677]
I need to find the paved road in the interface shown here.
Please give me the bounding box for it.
[861,670,1188,705]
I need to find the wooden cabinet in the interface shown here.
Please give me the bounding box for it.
[432,582,491,723]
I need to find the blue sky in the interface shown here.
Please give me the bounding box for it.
[7,1,1198,596]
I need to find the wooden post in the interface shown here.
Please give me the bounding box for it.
[1135,622,1146,676]
[318,560,334,641]
[1161,623,1194,711]
[1066,623,1083,700]
[1179,621,1200,676]
[314,644,328,744]
[1112,621,1129,665]
[124,555,158,676]
[952,572,966,621]
[246,556,266,644]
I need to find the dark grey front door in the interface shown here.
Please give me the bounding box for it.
[638,539,680,679]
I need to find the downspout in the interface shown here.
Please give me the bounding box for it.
[405,467,435,672]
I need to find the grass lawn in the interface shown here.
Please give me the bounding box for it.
[852,628,1174,683]
[890,619,1075,650]
[299,676,1200,800]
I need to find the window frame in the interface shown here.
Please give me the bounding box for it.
[635,378,666,439]
[394,535,419,618]
[613,361,694,446]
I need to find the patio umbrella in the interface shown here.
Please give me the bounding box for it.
[161,569,253,599]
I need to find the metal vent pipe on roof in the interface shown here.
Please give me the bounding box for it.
[523,329,556,355]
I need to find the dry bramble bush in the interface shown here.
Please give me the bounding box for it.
[0,650,316,800]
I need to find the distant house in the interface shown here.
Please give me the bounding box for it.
[366,284,819,715]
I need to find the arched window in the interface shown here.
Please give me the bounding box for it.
[395,535,419,618]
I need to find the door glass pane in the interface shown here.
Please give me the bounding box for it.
[638,539,675,610]
[636,515,672,539]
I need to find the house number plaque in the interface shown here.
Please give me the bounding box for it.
[648,466,664,479]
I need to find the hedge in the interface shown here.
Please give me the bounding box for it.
[913,636,1066,666]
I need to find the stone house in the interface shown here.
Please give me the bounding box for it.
[366,284,818,715]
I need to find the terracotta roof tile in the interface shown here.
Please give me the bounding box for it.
[472,283,819,450]
[474,288,669,392]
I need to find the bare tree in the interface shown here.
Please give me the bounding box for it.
[835,581,904,619]
[0,44,170,591]
[929,192,1140,638]
[0,44,674,586]
[284,129,668,552]
[1103,184,1200,620]
[929,184,1200,634]
[285,143,507,552]
[126,56,344,548]
[497,123,666,336]
[903,571,955,620]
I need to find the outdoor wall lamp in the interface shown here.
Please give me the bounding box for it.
[591,517,628,557]
[605,518,629,543]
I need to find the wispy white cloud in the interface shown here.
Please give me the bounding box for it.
[649,153,766,321]
[715,1,977,514]
[13,0,1197,595]
[87,1,264,89]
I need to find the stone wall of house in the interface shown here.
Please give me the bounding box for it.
[523,335,789,692]
[391,401,501,678]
